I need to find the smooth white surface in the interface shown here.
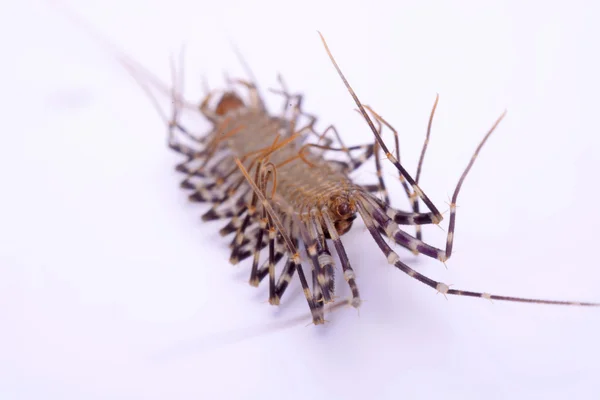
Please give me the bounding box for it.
[2,1,600,399]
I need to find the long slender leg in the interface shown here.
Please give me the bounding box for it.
[296,218,326,310]
[356,200,600,307]
[248,161,273,284]
[325,142,375,174]
[249,215,267,286]
[275,258,296,300]
[346,93,504,265]
[319,33,444,226]
[310,209,335,303]
[234,159,324,324]
[359,112,393,204]
[201,192,248,222]
[229,176,261,265]
[411,95,439,233]
[232,225,268,264]
[248,163,280,305]
[321,209,361,308]
[219,213,245,236]
[255,236,285,284]
[363,105,426,240]
[266,216,279,305]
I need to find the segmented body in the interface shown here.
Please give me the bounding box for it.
[211,107,357,212]
[169,69,376,323]
[100,28,600,325]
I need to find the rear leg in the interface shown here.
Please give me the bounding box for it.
[361,111,507,262]
[356,198,600,308]
[363,98,438,242]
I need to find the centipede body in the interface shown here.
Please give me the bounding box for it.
[131,32,598,325]
[58,6,600,325]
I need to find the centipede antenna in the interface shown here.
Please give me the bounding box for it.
[318,31,444,223]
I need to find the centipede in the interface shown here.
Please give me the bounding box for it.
[61,10,599,326]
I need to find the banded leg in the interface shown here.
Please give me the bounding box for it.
[368,111,506,263]
[249,214,267,286]
[248,162,270,280]
[297,218,326,310]
[310,208,335,303]
[320,34,510,265]
[249,162,280,305]
[201,190,249,222]
[234,159,324,324]
[229,182,260,265]
[320,33,446,230]
[363,104,430,241]
[321,209,361,308]
[275,258,297,300]
[357,200,600,308]
[255,240,285,281]
[253,235,286,292]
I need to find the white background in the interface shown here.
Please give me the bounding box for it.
[2,0,600,399]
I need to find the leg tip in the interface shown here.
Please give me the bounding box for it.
[351,297,362,308]
[269,296,280,306]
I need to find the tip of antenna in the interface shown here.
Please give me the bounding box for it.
[498,109,508,122]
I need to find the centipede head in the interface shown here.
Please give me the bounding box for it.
[326,194,357,238]
[215,91,245,116]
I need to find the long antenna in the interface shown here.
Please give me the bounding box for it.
[317,31,443,221]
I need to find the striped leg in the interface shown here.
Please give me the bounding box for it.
[266,218,280,305]
[254,236,286,285]
[320,33,446,232]
[356,200,600,308]
[301,222,326,309]
[363,102,439,241]
[201,193,248,222]
[275,258,297,301]
[249,162,281,305]
[351,99,505,268]
[309,209,335,303]
[234,159,324,324]
[321,209,361,308]
[249,215,267,286]
[229,185,260,265]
